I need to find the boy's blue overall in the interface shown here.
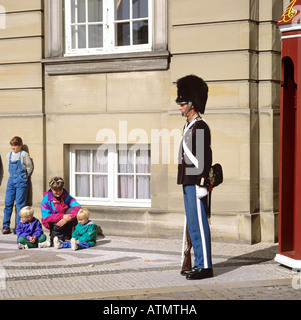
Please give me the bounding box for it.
[3,152,28,228]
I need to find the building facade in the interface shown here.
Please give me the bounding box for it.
[0,0,288,243]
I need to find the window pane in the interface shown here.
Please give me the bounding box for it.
[133,20,148,45]
[116,22,130,46]
[136,149,150,173]
[133,0,148,19]
[76,150,90,172]
[118,175,134,198]
[93,149,107,173]
[78,25,86,48]
[116,0,130,20]
[93,175,108,197]
[78,0,86,23]
[88,0,103,22]
[136,176,150,199]
[76,174,90,197]
[71,0,76,23]
[71,25,77,49]
[89,25,103,48]
[118,149,134,173]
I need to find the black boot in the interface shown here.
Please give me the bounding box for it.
[186,268,213,280]
[181,266,198,276]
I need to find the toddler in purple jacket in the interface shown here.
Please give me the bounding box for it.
[16,206,50,249]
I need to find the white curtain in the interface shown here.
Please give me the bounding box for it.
[118,148,150,199]
[93,150,108,197]
[76,150,90,197]
[75,149,108,198]
[136,149,150,199]
[75,147,150,200]
[118,149,134,198]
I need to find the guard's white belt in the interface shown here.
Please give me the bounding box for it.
[182,119,199,169]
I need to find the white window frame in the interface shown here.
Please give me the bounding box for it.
[70,144,151,207]
[65,0,153,56]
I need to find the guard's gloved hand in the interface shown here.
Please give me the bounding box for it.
[196,185,208,199]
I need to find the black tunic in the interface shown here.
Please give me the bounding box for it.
[177,117,212,186]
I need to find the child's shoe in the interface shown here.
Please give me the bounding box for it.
[2,227,11,234]
[54,236,62,249]
[71,238,78,251]
[18,243,28,250]
[38,240,51,248]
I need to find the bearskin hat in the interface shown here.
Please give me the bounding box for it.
[176,75,208,114]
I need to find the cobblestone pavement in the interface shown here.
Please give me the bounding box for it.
[0,232,300,300]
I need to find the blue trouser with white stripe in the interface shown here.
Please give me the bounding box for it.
[183,185,212,269]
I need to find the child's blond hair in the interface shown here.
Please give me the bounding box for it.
[19,206,34,217]
[77,208,90,220]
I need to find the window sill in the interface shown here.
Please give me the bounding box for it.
[42,50,171,76]
[78,198,151,208]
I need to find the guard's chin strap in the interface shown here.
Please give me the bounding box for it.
[182,101,193,117]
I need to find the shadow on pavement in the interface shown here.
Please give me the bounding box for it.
[213,244,278,276]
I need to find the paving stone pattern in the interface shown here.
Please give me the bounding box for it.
[0,232,300,300]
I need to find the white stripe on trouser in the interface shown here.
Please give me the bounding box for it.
[195,185,208,269]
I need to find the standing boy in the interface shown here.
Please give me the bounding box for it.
[2,136,33,234]
[176,75,213,280]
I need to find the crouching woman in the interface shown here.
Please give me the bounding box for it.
[41,177,81,244]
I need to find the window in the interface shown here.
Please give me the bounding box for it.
[70,145,151,207]
[47,0,168,74]
[65,0,152,56]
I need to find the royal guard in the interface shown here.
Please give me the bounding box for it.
[176,75,213,280]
